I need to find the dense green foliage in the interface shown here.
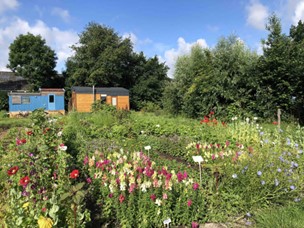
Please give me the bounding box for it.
[164,15,304,123]
[64,22,169,110]
[7,33,60,90]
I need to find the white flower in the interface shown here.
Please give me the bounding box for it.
[156,124,160,127]
[57,131,62,137]
[246,117,250,123]
[232,174,238,179]
[59,144,67,151]
[155,199,162,206]
[120,182,126,191]
[253,117,258,120]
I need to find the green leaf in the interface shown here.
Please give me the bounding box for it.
[72,182,85,192]
[60,192,71,201]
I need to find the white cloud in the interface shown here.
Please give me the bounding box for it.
[0,0,19,14]
[0,17,78,72]
[163,37,208,78]
[293,1,304,24]
[246,0,269,30]
[51,7,71,23]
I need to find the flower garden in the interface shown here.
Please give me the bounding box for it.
[1,108,304,227]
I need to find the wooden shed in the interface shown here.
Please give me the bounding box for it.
[8,88,65,117]
[70,86,130,112]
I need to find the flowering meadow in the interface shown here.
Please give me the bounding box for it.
[1,108,304,227]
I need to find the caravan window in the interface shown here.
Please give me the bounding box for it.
[21,96,30,104]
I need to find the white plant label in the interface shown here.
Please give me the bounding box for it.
[192,156,203,163]
[163,218,171,225]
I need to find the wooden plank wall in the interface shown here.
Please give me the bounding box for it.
[72,92,130,112]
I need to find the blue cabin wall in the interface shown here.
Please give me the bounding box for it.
[9,95,64,112]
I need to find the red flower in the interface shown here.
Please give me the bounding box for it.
[209,111,215,116]
[69,169,79,179]
[273,121,278,125]
[19,176,30,186]
[16,138,26,145]
[41,207,47,212]
[187,199,192,207]
[7,166,19,176]
[119,194,125,203]
[26,131,33,136]
[150,194,156,201]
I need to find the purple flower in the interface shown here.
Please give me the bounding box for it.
[277,168,282,172]
[246,212,251,217]
[261,180,265,185]
[295,198,301,202]
[257,171,262,176]
[22,190,29,197]
[232,174,238,179]
[86,178,92,184]
[290,185,295,190]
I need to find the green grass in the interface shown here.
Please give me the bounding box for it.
[254,203,304,228]
[0,117,31,129]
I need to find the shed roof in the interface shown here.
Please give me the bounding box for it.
[71,86,129,96]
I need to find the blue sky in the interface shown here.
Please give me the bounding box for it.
[0,0,304,77]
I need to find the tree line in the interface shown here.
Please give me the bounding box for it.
[6,15,304,122]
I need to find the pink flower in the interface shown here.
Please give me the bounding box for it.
[83,156,89,165]
[163,193,168,200]
[119,194,125,203]
[109,193,114,198]
[211,154,216,160]
[192,221,199,228]
[150,194,156,201]
[86,178,92,184]
[128,183,136,193]
[193,182,199,190]
[177,172,184,182]
[41,207,47,213]
[187,199,192,207]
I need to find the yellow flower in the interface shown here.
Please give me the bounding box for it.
[22,202,30,208]
[38,216,53,228]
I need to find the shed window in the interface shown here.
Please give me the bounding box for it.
[21,96,30,104]
[49,95,54,103]
[12,96,21,104]
[101,94,107,102]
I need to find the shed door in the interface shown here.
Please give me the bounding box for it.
[48,94,56,110]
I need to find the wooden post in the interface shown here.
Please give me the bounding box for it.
[277,108,281,129]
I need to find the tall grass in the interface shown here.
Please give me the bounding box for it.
[254,204,304,228]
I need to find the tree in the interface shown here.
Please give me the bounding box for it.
[7,33,58,90]
[65,22,134,87]
[130,54,169,110]
[65,22,169,110]
[289,20,304,123]
[256,14,293,118]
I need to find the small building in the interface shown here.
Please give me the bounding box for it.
[70,86,130,112]
[8,88,65,117]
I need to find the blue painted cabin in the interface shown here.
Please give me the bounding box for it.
[8,88,65,117]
